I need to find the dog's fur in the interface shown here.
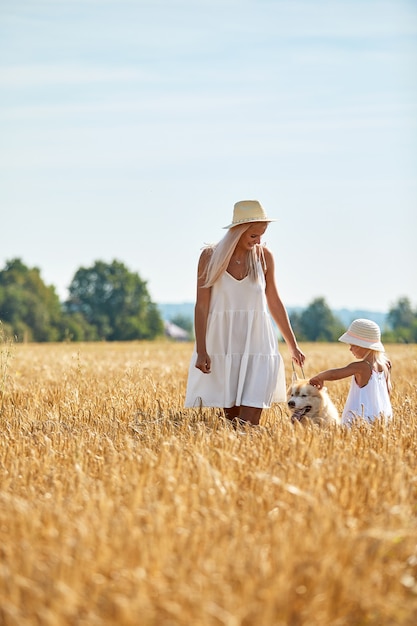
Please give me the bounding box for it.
[287,378,340,426]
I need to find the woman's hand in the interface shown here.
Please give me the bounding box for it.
[291,346,306,368]
[195,352,211,373]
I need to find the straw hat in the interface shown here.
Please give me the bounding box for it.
[223,200,276,229]
[339,318,385,352]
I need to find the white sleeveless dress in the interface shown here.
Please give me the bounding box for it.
[341,369,392,426]
[184,262,286,409]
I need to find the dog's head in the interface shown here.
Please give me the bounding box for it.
[287,379,326,423]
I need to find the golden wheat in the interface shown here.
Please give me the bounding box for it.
[0,340,416,625]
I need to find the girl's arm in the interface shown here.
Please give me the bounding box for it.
[194,249,212,373]
[263,247,305,367]
[310,361,371,389]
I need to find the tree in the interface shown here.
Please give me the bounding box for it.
[387,297,415,330]
[0,258,62,341]
[290,297,344,341]
[386,297,417,343]
[59,311,99,342]
[65,260,164,340]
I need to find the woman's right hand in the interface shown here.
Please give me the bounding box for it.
[195,352,211,373]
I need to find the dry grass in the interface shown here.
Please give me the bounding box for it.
[0,338,416,626]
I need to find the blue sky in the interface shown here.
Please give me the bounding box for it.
[1,0,416,312]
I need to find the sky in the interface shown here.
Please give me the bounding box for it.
[1,0,416,313]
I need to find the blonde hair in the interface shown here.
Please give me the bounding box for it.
[200,223,267,288]
[365,349,392,394]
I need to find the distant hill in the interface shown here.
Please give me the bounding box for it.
[334,309,387,329]
[158,302,196,321]
[157,302,388,329]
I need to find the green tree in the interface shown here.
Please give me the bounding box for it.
[65,260,164,340]
[59,312,99,342]
[290,297,344,341]
[387,297,415,329]
[386,297,417,343]
[0,258,62,342]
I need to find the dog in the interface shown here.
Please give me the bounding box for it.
[287,378,340,426]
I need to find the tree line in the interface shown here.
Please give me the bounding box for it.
[288,296,417,343]
[0,258,163,342]
[0,258,416,343]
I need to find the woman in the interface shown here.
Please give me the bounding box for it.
[185,200,305,425]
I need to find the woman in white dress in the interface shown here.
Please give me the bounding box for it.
[184,200,305,426]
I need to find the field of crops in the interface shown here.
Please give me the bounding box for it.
[0,339,416,625]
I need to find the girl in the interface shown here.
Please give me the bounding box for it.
[309,318,392,426]
[184,199,305,426]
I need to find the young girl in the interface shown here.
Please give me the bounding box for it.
[309,318,392,426]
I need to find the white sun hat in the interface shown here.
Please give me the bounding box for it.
[338,318,385,352]
[223,200,277,229]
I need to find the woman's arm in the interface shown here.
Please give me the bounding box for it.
[263,247,305,367]
[194,249,212,373]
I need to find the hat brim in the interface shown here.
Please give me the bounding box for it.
[223,218,277,229]
[338,331,385,352]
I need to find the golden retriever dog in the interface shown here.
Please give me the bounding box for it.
[287,378,340,426]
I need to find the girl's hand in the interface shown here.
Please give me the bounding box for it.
[309,375,324,389]
[195,353,211,373]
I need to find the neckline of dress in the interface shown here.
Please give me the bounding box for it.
[225,271,249,282]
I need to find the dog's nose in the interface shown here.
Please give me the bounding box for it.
[288,400,295,408]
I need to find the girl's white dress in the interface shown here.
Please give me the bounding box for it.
[341,369,392,425]
[185,262,286,409]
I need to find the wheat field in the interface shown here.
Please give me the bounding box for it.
[0,338,416,626]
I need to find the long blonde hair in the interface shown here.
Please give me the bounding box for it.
[200,223,267,288]
[365,350,392,394]
[377,351,392,394]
